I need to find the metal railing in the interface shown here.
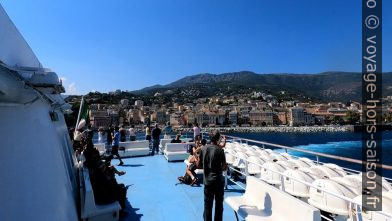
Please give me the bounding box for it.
[223,139,392,220]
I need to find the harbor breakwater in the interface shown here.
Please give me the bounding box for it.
[176,126,352,133]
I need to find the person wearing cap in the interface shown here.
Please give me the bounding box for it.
[197,130,227,221]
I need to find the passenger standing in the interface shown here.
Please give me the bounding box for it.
[151,124,161,155]
[162,122,173,139]
[98,127,105,144]
[198,130,227,221]
[73,128,84,153]
[112,126,124,166]
[119,126,126,142]
[86,125,94,143]
[129,125,136,141]
[193,123,201,140]
[145,124,151,141]
[106,126,113,146]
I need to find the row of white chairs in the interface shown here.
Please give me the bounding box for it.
[224,142,392,220]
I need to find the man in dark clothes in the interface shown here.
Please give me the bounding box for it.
[170,134,182,143]
[151,124,161,155]
[86,125,94,143]
[197,130,227,221]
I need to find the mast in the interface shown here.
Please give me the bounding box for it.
[75,96,85,129]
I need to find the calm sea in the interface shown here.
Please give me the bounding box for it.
[227,131,392,178]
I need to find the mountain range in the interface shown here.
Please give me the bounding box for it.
[134,71,392,102]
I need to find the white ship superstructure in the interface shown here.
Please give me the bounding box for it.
[0,4,78,221]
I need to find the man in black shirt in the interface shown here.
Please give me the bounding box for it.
[170,134,182,143]
[151,124,161,155]
[198,130,227,221]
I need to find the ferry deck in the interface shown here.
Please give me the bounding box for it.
[87,134,392,221]
[114,154,243,221]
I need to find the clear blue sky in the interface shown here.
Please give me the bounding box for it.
[1,0,391,94]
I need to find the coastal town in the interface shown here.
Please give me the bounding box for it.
[65,90,392,132]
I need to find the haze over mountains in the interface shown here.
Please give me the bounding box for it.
[135,71,392,102]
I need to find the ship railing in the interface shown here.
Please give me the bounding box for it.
[225,134,392,183]
[224,151,392,220]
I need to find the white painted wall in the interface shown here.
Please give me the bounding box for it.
[0,97,78,221]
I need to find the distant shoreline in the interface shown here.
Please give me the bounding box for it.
[175,126,352,133]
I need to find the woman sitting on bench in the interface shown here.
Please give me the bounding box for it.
[178,139,207,185]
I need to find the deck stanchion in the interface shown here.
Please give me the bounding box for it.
[355,204,364,221]
[245,160,249,176]
[280,175,285,191]
[224,171,228,190]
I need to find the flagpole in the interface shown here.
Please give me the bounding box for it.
[75,96,84,129]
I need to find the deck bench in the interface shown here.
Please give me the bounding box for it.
[118,140,150,157]
[159,139,172,153]
[79,166,121,221]
[94,141,150,157]
[94,143,106,155]
[164,142,194,162]
[225,176,321,221]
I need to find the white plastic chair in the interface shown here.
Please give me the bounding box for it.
[233,152,248,169]
[247,156,265,175]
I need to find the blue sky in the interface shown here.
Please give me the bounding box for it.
[1,0,391,94]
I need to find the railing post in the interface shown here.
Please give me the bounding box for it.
[285,148,288,153]
[355,204,363,221]
[262,144,265,149]
[316,156,319,165]
[244,160,249,176]
[280,175,285,191]
[224,171,228,190]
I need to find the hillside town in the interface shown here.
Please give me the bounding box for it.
[65,90,392,131]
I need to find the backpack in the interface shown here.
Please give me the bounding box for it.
[182,173,193,185]
[186,144,194,154]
